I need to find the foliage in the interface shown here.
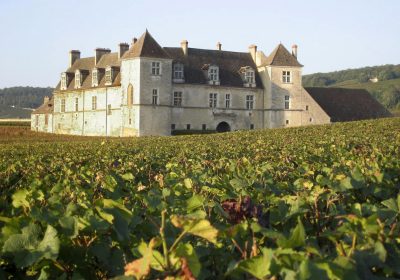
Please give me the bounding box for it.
[0,118,399,279]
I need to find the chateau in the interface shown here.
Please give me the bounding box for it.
[31,30,390,136]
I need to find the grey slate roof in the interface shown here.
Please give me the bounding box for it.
[164,47,263,88]
[305,87,392,122]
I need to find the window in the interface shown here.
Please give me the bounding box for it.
[173,63,184,80]
[282,71,292,83]
[75,70,81,89]
[250,124,254,130]
[61,98,66,112]
[151,62,161,75]
[75,98,79,112]
[284,95,290,110]
[45,114,48,125]
[246,95,254,110]
[92,69,98,87]
[61,73,67,90]
[209,93,217,108]
[152,89,158,105]
[105,67,113,85]
[92,96,97,110]
[310,117,313,122]
[186,124,191,130]
[225,94,231,108]
[107,104,112,115]
[245,70,255,84]
[129,118,132,125]
[202,124,206,130]
[171,124,176,130]
[208,66,219,82]
[127,84,134,107]
[35,115,39,126]
[286,120,289,125]
[173,91,182,107]
[306,105,309,111]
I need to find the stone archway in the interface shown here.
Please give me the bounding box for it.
[216,121,231,133]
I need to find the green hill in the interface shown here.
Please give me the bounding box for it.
[303,64,400,112]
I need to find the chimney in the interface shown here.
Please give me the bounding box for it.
[292,44,298,58]
[118,43,129,59]
[132,37,138,46]
[181,40,188,56]
[216,42,222,51]
[44,96,49,103]
[95,48,111,65]
[69,50,80,67]
[248,44,257,63]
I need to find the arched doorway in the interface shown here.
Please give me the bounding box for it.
[216,121,231,133]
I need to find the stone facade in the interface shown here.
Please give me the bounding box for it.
[32,31,331,136]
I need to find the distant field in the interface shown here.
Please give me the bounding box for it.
[0,118,400,279]
[0,119,31,127]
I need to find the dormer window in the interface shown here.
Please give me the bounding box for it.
[61,72,68,90]
[240,67,256,87]
[208,66,219,82]
[173,63,184,82]
[92,68,99,87]
[75,70,81,89]
[105,66,113,85]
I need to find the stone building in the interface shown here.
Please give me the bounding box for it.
[31,30,389,136]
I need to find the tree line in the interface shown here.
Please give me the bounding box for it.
[0,87,53,109]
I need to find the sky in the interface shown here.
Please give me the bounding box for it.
[0,0,399,88]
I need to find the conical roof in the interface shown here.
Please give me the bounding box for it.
[263,43,303,67]
[123,30,170,59]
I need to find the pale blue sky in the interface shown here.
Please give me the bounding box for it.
[0,0,399,88]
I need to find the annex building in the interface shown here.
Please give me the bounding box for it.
[31,30,391,136]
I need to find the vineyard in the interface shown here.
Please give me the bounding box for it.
[1,118,400,279]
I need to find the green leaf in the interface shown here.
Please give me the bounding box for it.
[184,178,193,189]
[171,215,218,244]
[59,216,79,238]
[186,195,204,212]
[37,225,60,261]
[2,224,59,268]
[12,189,30,209]
[121,173,134,181]
[278,217,306,248]
[382,195,400,213]
[298,259,329,280]
[174,243,201,277]
[95,207,114,224]
[238,255,270,279]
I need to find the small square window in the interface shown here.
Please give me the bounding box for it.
[250,124,254,130]
[171,124,176,130]
[306,105,309,111]
[202,124,206,130]
[186,124,191,130]
[286,120,289,125]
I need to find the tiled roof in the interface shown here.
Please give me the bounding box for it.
[32,97,54,114]
[164,47,263,88]
[305,87,392,122]
[262,44,303,67]
[123,30,170,59]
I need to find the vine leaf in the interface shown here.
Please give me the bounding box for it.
[170,215,218,244]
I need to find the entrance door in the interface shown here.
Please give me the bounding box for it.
[216,121,231,133]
